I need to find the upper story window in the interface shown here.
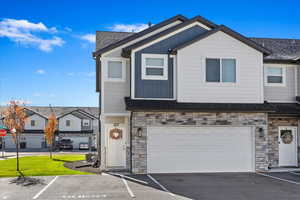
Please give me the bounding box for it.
[206,58,236,83]
[142,54,168,80]
[106,58,126,82]
[265,66,286,86]
[66,120,71,127]
[30,120,35,127]
[83,119,90,126]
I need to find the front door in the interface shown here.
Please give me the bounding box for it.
[279,126,298,167]
[106,125,126,168]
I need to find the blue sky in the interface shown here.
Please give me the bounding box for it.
[1,0,300,107]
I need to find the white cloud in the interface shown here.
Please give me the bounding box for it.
[67,72,75,76]
[109,23,149,32]
[64,27,72,32]
[36,69,45,75]
[0,18,64,52]
[79,34,95,43]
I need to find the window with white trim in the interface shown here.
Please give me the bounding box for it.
[66,120,71,127]
[83,119,90,126]
[265,66,286,86]
[142,54,168,80]
[206,58,236,83]
[106,59,126,81]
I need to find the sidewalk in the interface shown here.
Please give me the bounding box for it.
[0,151,88,160]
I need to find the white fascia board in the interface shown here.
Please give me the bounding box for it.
[131,22,211,54]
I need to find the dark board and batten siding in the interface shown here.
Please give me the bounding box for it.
[134,25,207,98]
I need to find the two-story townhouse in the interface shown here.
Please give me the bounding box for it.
[94,15,300,174]
[57,109,98,149]
[4,108,48,150]
[0,106,99,151]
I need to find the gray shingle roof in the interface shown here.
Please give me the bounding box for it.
[93,15,188,57]
[96,31,135,51]
[0,106,99,119]
[95,23,300,61]
[250,38,300,61]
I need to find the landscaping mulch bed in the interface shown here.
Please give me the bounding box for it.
[64,160,101,174]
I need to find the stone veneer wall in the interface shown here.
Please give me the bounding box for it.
[268,116,300,167]
[131,112,268,174]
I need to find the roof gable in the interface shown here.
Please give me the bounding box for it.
[171,25,271,55]
[93,15,188,57]
[24,108,48,119]
[57,109,96,119]
[122,16,218,57]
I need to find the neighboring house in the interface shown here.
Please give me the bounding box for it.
[0,106,99,151]
[57,109,98,149]
[94,14,300,174]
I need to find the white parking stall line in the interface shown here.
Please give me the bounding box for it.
[121,175,136,198]
[32,176,58,199]
[147,175,175,197]
[257,172,300,185]
[289,171,300,176]
[108,172,148,185]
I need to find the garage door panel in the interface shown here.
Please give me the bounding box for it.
[147,127,253,173]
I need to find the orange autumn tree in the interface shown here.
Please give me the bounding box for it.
[44,112,57,159]
[3,101,27,171]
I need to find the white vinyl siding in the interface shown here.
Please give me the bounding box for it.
[103,60,130,114]
[147,126,254,173]
[24,114,46,130]
[264,64,297,102]
[177,31,263,103]
[59,114,81,131]
[5,134,45,149]
[298,67,300,96]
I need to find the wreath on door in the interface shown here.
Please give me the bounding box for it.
[280,130,293,144]
[109,128,123,140]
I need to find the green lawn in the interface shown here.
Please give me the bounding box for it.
[0,155,92,177]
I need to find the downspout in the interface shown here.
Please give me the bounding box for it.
[95,55,102,167]
[98,92,101,166]
[130,112,133,173]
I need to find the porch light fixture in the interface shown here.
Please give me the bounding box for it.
[258,127,264,138]
[137,128,143,137]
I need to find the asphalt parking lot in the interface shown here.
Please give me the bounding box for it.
[1,172,300,200]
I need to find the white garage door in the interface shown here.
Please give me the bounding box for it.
[147,126,254,173]
[26,135,44,149]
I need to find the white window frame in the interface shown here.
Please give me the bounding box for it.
[264,66,286,87]
[141,54,168,80]
[30,120,35,127]
[105,58,126,82]
[66,120,71,127]
[205,58,237,84]
[83,119,90,126]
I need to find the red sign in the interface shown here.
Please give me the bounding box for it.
[0,129,7,137]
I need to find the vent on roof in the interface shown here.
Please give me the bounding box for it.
[148,22,152,27]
